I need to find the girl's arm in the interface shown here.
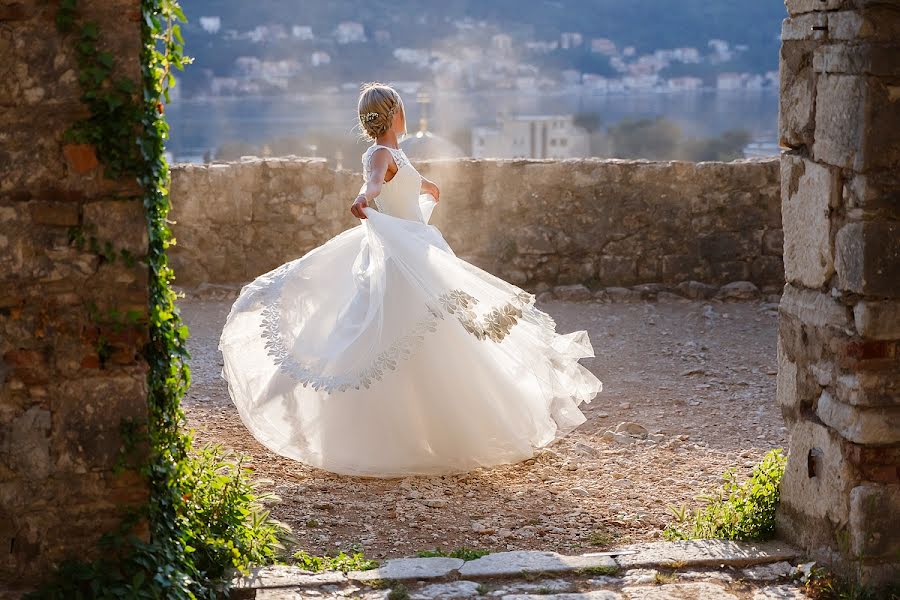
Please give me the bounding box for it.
[420,177,440,202]
[350,149,391,219]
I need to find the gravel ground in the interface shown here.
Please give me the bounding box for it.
[179,291,785,560]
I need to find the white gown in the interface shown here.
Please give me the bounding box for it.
[218,144,602,477]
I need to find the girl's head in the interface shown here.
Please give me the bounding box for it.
[357,82,406,140]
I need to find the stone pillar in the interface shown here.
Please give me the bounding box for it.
[0,1,149,590]
[776,0,900,586]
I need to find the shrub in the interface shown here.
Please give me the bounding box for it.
[291,550,379,572]
[664,448,786,542]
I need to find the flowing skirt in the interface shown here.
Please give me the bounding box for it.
[218,196,602,477]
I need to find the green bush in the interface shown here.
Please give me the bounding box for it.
[179,444,290,578]
[29,443,290,599]
[291,550,379,572]
[664,448,787,542]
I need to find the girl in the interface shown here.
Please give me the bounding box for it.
[219,82,602,477]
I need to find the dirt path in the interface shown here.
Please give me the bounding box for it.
[179,291,785,559]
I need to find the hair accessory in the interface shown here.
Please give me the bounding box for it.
[360,111,379,124]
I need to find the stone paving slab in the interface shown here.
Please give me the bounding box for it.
[348,557,465,582]
[231,565,347,589]
[623,582,740,599]
[503,592,623,600]
[610,541,799,569]
[458,550,618,578]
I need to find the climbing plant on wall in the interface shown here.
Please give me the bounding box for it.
[32,2,287,598]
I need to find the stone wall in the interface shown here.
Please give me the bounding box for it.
[169,157,783,292]
[0,2,149,589]
[776,0,900,586]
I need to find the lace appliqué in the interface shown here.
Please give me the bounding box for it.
[361,146,410,181]
[259,277,556,393]
[437,289,554,342]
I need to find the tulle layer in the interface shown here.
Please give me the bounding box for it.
[219,197,602,477]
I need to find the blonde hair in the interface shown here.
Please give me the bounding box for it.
[356,82,405,140]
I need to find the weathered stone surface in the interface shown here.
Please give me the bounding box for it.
[779,40,818,148]
[1,2,150,589]
[780,155,837,288]
[170,158,782,290]
[742,561,795,581]
[852,300,900,340]
[675,281,719,300]
[849,484,900,559]
[813,74,900,172]
[553,284,592,302]
[458,551,616,578]
[816,390,900,445]
[752,585,811,600]
[411,580,485,599]
[779,420,856,526]
[83,200,148,256]
[612,541,799,569]
[835,221,900,297]
[779,284,852,330]
[814,43,900,77]
[785,0,845,15]
[349,557,464,581]
[715,281,761,301]
[231,566,347,589]
[622,582,738,599]
[504,593,622,600]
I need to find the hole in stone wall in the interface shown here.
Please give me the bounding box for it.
[807,448,823,478]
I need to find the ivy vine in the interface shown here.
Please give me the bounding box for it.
[30,2,286,598]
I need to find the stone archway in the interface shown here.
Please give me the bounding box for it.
[775,0,900,586]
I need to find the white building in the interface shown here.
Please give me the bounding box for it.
[334,21,366,44]
[560,32,583,49]
[717,72,744,90]
[667,76,703,91]
[472,114,590,159]
[590,38,617,55]
[292,25,314,40]
[310,51,331,67]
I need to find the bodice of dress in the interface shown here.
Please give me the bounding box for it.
[362,145,424,223]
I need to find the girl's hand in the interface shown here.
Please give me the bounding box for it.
[423,179,440,202]
[350,194,369,219]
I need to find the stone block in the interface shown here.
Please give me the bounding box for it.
[835,371,900,408]
[813,74,900,172]
[781,155,837,288]
[814,43,900,77]
[599,256,637,286]
[751,256,785,284]
[612,540,799,569]
[661,255,699,282]
[835,221,900,296]
[828,7,900,42]
[782,13,829,41]
[853,300,900,340]
[779,420,856,525]
[82,200,147,257]
[762,229,784,256]
[785,0,846,15]
[816,390,900,444]
[62,143,99,174]
[29,201,79,227]
[849,484,900,560]
[458,550,616,578]
[347,557,463,582]
[779,40,818,147]
[781,284,853,331]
